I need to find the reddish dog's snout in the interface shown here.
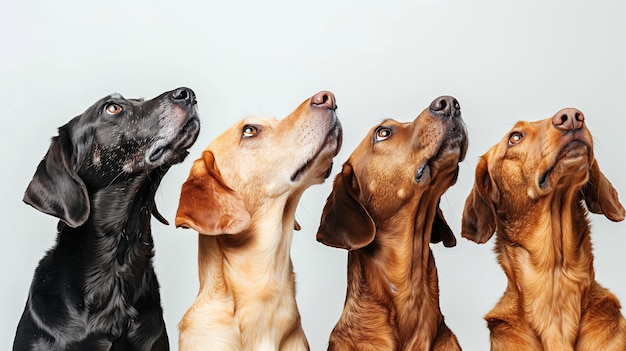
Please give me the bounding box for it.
[552,108,585,131]
[311,90,337,110]
[429,95,461,118]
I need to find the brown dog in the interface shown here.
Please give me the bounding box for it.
[462,108,626,350]
[175,91,342,351]
[317,96,467,351]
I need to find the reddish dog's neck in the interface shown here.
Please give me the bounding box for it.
[496,189,595,349]
[348,201,445,347]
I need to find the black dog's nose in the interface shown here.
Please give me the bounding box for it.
[172,87,196,105]
[552,108,584,131]
[310,91,337,110]
[429,96,460,118]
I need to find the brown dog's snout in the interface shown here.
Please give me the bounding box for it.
[171,87,197,105]
[429,95,461,118]
[552,108,584,131]
[310,90,337,110]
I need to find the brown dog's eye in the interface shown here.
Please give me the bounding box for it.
[104,103,123,116]
[375,127,392,142]
[508,132,524,145]
[242,125,258,138]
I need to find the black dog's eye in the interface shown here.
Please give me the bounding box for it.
[374,127,392,142]
[508,132,524,146]
[242,125,258,138]
[104,103,123,116]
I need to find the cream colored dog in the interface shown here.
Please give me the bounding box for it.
[175,91,342,351]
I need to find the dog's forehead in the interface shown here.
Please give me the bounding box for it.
[377,118,404,127]
[225,116,279,137]
[108,92,124,100]
[105,93,144,104]
[510,119,543,131]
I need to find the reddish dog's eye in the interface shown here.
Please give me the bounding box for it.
[242,125,258,138]
[375,127,392,142]
[104,103,123,116]
[508,132,523,145]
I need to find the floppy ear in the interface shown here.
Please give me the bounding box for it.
[23,130,90,228]
[175,151,251,235]
[461,156,498,244]
[430,200,456,247]
[316,163,375,250]
[581,159,625,222]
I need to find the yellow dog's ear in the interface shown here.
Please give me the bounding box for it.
[461,156,499,244]
[316,163,375,250]
[175,151,251,235]
[582,159,625,222]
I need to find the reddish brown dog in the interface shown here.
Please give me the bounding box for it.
[462,108,626,351]
[317,96,467,351]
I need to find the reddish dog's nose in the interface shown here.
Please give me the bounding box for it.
[552,108,585,131]
[311,91,336,110]
[429,95,461,118]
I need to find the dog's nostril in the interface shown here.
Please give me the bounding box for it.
[172,87,196,104]
[311,91,337,110]
[430,95,460,118]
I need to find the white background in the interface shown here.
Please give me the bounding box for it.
[1,1,625,350]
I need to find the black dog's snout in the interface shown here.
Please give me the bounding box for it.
[171,87,196,105]
[429,96,460,118]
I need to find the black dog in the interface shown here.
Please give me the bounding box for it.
[14,88,200,351]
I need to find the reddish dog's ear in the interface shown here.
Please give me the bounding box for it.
[175,151,251,235]
[582,159,625,222]
[462,156,498,244]
[316,163,375,250]
[430,200,456,247]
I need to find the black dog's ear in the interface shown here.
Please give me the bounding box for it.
[316,163,375,250]
[430,200,456,247]
[23,129,90,228]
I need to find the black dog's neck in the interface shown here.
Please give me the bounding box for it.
[57,167,167,336]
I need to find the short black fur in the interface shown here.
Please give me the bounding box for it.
[14,88,200,351]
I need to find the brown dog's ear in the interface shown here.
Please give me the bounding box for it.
[23,130,90,228]
[316,163,375,250]
[175,151,251,235]
[461,157,498,244]
[582,159,625,222]
[430,200,456,247]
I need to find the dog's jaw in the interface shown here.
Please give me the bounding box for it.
[535,140,591,197]
[145,106,200,168]
[290,115,342,183]
[415,115,467,185]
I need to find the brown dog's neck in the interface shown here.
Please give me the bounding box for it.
[496,190,596,347]
[497,190,595,285]
[347,202,444,345]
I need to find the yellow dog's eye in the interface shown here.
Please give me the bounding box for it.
[104,103,123,116]
[242,125,258,138]
[375,127,392,142]
[508,132,524,145]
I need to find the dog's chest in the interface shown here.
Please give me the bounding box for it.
[518,261,585,349]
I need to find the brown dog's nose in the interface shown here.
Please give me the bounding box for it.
[172,87,196,105]
[311,91,337,110]
[430,95,460,118]
[552,108,585,131]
